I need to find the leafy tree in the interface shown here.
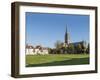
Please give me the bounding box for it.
[76,44,82,53]
[68,44,75,54]
[55,40,63,49]
[86,44,89,54]
[81,43,87,54]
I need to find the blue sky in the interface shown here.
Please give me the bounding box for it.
[26,12,89,48]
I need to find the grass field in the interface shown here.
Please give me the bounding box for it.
[26,54,89,67]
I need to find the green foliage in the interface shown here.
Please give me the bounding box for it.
[86,44,89,54]
[55,40,63,49]
[54,40,88,54]
[75,44,82,53]
[67,44,75,53]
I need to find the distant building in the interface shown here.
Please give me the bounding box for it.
[65,26,87,47]
[26,45,49,55]
[60,26,88,54]
[26,45,34,55]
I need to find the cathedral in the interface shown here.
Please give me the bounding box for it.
[59,26,88,54]
[64,26,87,47]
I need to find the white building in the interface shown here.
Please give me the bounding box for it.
[26,45,34,55]
[26,45,49,55]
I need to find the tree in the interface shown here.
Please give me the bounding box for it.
[68,44,75,54]
[81,43,87,54]
[76,44,82,53]
[86,44,89,54]
[55,40,62,49]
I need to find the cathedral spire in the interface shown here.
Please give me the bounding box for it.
[66,25,67,34]
[65,25,70,45]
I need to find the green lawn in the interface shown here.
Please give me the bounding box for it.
[26,54,89,67]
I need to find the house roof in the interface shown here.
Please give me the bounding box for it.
[26,45,34,49]
[26,45,49,50]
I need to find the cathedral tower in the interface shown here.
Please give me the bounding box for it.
[65,26,70,45]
